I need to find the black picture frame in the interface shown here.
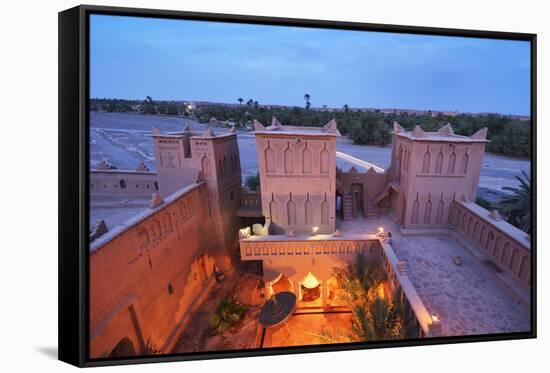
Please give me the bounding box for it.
[58,4,537,367]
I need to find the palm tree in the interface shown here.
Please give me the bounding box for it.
[304,93,311,110]
[312,253,408,343]
[363,292,405,340]
[254,100,259,109]
[331,252,384,305]
[237,97,243,106]
[315,291,406,343]
[142,96,155,114]
[499,170,531,233]
[343,104,349,113]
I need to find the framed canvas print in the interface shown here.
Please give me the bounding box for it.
[58,4,536,367]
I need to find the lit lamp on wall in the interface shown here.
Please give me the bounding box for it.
[377,227,386,237]
[311,226,319,236]
[430,313,442,336]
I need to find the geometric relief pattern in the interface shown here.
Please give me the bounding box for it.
[310,143,322,169]
[241,239,381,258]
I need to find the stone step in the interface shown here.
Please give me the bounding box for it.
[342,194,354,220]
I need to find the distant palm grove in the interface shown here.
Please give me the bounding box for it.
[90,97,531,158]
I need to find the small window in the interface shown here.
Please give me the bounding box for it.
[154,182,159,190]
[119,179,127,189]
[230,190,234,201]
[167,283,174,294]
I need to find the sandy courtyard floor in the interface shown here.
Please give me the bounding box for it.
[390,233,530,336]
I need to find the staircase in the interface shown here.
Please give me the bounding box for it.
[342,193,354,221]
[365,199,379,220]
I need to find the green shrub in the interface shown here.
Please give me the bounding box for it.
[209,297,247,334]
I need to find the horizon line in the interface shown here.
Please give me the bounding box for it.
[89,97,531,118]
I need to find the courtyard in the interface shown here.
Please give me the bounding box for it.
[171,267,355,353]
[172,213,529,353]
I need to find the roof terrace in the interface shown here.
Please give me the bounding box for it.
[341,214,530,335]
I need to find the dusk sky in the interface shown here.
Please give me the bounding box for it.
[90,15,531,116]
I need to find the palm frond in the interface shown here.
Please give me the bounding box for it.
[498,170,531,233]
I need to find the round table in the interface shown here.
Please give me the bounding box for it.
[259,291,297,334]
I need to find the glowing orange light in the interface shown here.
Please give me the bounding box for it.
[376,283,385,299]
[302,272,320,289]
[431,314,439,322]
[312,226,319,234]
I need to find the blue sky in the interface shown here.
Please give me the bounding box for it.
[90,15,531,116]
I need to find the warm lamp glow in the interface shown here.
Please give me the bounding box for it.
[378,227,385,234]
[302,272,320,289]
[431,314,439,322]
[239,227,251,238]
[312,226,319,234]
[376,283,385,299]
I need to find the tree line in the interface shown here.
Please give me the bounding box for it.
[194,103,531,157]
[90,97,531,158]
[90,97,193,116]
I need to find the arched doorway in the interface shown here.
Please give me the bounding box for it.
[109,337,136,358]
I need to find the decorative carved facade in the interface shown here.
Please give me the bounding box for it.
[254,119,340,234]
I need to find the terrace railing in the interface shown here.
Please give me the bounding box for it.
[378,240,434,338]
[449,201,530,289]
[240,236,379,259]
[236,190,263,217]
